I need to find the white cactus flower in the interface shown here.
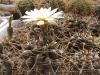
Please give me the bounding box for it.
[22,7,64,25]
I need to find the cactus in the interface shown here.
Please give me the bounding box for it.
[69,0,94,16]
[44,0,66,12]
[95,6,100,20]
[16,0,35,15]
[0,1,99,75]
[0,54,12,75]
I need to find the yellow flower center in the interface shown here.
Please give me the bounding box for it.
[37,18,48,25]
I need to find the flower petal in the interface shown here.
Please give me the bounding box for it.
[46,17,56,24]
[51,11,64,18]
[22,7,64,25]
[50,8,58,16]
[23,19,36,22]
[48,7,51,12]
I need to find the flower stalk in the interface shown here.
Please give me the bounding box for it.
[7,15,13,40]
